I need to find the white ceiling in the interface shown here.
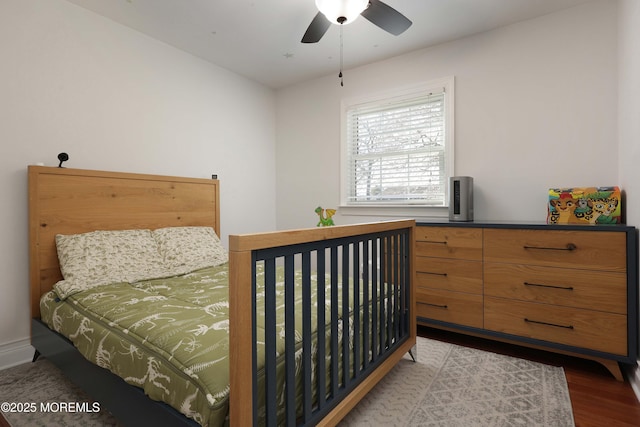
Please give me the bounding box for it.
[65,0,595,89]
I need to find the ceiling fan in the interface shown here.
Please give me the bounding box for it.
[301,0,412,43]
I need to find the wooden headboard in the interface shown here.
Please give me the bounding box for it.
[28,166,220,318]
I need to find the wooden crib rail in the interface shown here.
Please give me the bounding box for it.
[228,220,416,426]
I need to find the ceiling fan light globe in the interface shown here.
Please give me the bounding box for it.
[315,0,369,25]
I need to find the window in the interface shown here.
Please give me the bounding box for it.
[341,77,454,210]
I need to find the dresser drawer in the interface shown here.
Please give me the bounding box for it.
[416,257,482,294]
[484,229,626,271]
[416,288,483,328]
[484,297,627,355]
[415,226,482,260]
[484,263,626,313]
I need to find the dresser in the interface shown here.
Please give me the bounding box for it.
[415,222,638,380]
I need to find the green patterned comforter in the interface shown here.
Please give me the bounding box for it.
[40,263,373,426]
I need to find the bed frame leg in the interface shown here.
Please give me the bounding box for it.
[32,349,41,362]
[408,345,417,363]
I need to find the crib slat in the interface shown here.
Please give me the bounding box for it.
[394,234,400,343]
[330,246,339,398]
[380,237,387,353]
[352,242,361,377]
[386,236,393,348]
[362,240,370,370]
[372,240,379,361]
[285,255,296,425]
[400,232,407,334]
[362,239,371,369]
[316,250,327,410]
[302,252,313,423]
[264,258,277,426]
[342,244,351,385]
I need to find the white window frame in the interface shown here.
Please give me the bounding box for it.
[339,76,455,218]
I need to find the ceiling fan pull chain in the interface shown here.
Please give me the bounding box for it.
[339,22,344,86]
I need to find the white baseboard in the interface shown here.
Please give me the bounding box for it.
[0,337,36,371]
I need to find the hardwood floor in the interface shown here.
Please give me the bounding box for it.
[418,326,640,427]
[2,327,639,426]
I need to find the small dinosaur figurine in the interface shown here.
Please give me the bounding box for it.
[315,206,336,227]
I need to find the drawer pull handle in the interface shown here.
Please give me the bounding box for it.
[424,303,448,309]
[524,282,574,291]
[423,240,447,245]
[423,271,448,277]
[523,243,577,251]
[524,318,574,329]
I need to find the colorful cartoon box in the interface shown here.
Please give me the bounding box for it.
[547,187,622,224]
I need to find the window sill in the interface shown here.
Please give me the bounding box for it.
[338,205,449,220]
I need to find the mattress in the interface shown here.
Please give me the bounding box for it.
[40,263,378,426]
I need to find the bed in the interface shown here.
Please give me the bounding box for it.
[28,165,416,426]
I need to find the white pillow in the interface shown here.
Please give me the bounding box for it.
[54,229,171,299]
[153,226,228,274]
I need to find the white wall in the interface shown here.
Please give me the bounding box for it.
[618,0,640,400]
[0,0,277,368]
[275,1,619,229]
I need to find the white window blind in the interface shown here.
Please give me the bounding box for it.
[344,86,449,206]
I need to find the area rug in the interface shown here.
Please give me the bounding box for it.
[0,337,574,426]
[339,337,575,426]
[0,358,119,427]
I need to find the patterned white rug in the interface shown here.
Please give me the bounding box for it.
[340,337,575,426]
[0,357,119,426]
[0,337,574,426]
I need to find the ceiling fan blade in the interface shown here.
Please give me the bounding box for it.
[361,0,412,36]
[301,12,331,43]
